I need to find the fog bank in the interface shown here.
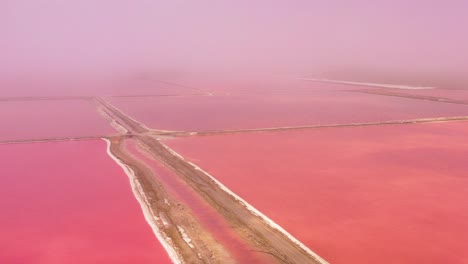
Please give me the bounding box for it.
[3,1,468,83]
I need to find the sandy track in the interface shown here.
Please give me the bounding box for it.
[108,137,237,263]
[138,135,326,264]
[148,116,468,138]
[107,135,325,263]
[94,97,150,134]
[353,89,468,105]
[301,78,435,90]
[97,97,326,263]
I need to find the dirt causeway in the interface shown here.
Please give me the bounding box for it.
[98,98,325,263]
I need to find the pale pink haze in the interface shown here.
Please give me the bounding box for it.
[2,0,468,81]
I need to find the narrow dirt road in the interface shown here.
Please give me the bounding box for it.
[96,97,327,264]
[108,137,239,263]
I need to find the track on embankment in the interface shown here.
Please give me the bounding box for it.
[352,89,468,105]
[96,97,327,264]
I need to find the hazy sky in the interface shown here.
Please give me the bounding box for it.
[2,0,468,78]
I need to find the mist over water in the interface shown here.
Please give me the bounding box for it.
[3,0,468,86]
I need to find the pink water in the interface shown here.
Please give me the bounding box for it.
[124,139,272,263]
[0,99,115,142]
[0,140,171,264]
[160,77,365,95]
[109,90,468,131]
[166,121,468,264]
[1,78,199,98]
[376,88,468,102]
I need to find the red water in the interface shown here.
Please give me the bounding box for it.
[124,139,272,263]
[109,91,468,131]
[165,122,468,264]
[0,99,115,142]
[0,140,171,264]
